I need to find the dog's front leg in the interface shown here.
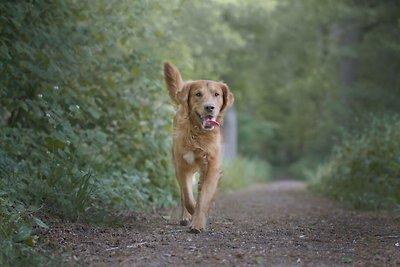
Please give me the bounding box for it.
[179,188,192,226]
[176,167,196,225]
[190,158,221,233]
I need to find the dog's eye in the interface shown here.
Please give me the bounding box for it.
[214,93,220,97]
[195,92,202,97]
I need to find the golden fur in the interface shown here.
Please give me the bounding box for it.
[164,62,234,233]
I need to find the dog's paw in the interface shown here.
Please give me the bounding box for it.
[189,227,203,234]
[180,219,190,226]
[190,216,206,234]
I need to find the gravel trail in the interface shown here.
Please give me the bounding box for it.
[40,181,400,266]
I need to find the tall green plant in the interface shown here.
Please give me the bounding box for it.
[311,115,400,209]
[0,0,180,264]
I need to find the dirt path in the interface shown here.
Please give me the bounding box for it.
[40,181,400,266]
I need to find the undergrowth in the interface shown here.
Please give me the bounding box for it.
[310,115,400,210]
[221,157,272,192]
[0,200,62,266]
[0,1,177,266]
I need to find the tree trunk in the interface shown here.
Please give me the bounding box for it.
[336,20,361,89]
[223,104,237,159]
[330,18,361,123]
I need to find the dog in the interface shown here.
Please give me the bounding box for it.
[163,62,234,233]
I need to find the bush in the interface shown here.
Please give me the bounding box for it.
[0,0,177,214]
[0,1,177,265]
[286,157,322,181]
[221,157,272,192]
[310,115,400,209]
[0,197,61,267]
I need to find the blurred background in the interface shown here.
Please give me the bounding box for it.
[1,0,399,264]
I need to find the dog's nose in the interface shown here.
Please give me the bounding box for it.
[205,105,215,113]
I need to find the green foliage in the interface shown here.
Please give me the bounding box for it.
[1,240,61,267]
[237,112,276,159]
[160,0,244,80]
[286,157,321,181]
[0,0,180,265]
[0,0,177,213]
[221,1,337,165]
[1,0,399,264]
[310,115,400,209]
[0,191,60,266]
[0,152,94,222]
[221,0,400,167]
[221,157,272,192]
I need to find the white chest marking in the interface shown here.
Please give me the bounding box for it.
[183,151,195,164]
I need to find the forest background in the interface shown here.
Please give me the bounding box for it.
[1,0,399,265]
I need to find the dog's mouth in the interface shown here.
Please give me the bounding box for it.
[196,113,220,130]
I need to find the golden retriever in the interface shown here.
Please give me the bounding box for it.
[164,62,234,233]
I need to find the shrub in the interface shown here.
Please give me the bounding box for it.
[310,115,400,209]
[287,157,321,181]
[0,1,177,265]
[221,157,272,192]
[0,198,61,267]
[0,0,176,216]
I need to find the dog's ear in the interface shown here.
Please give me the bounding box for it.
[164,61,183,105]
[219,82,234,114]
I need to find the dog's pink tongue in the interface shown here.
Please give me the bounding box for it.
[204,118,220,127]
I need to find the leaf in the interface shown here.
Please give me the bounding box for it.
[21,60,55,81]
[95,131,107,144]
[130,66,141,76]
[342,257,352,264]
[24,236,36,247]
[161,215,170,220]
[14,225,32,242]
[33,217,49,229]
[0,42,11,60]
[62,120,73,133]
[15,204,25,212]
[21,101,28,112]
[45,137,65,151]
[255,257,265,265]
[69,105,80,113]
[119,36,128,45]
[87,107,101,119]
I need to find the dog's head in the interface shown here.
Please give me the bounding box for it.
[164,62,234,131]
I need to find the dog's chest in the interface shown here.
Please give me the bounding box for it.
[182,151,195,164]
[173,120,221,165]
